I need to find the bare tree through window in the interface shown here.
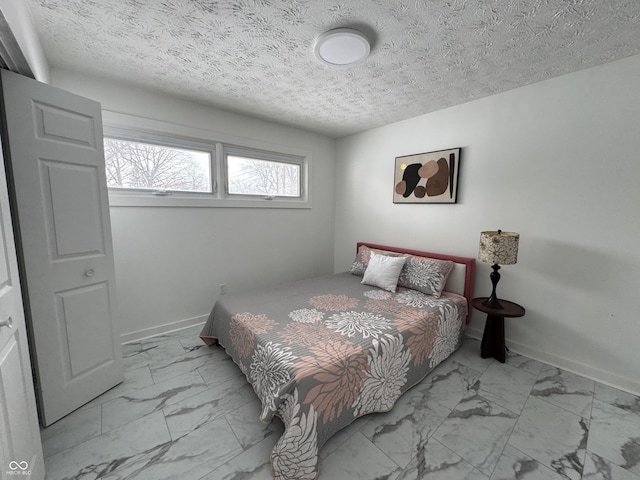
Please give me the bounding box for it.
[227,156,300,197]
[104,138,211,192]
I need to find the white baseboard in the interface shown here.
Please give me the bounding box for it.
[465,327,640,397]
[120,314,208,344]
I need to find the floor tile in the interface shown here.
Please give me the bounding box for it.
[101,371,208,432]
[490,444,566,480]
[163,376,255,439]
[472,362,538,414]
[448,338,494,374]
[318,415,370,460]
[480,361,538,385]
[200,435,278,480]
[509,396,589,480]
[117,416,243,480]
[40,404,101,458]
[318,431,401,480]
[531,366,595,417]
[197,351,246,385]
[504,351,545,377]
[178,336,213,352]
[594,383,640,416]
[225,398,284,450]
[588,398,640,476]
[81,365,154,409]
[412,359,483,409]
[123,345,154,371]
[146,339,190,364]
[432,390,519,476]
[583,450,640,480]
[397,438,488,480]
[360,387,452,468]
[44,411,171,480]
[122,338,189,372]
[122,342,142,355]
[150,345,220,383]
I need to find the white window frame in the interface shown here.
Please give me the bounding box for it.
[104,122,311,209]
[223,145,305,200]
[104,127,216,196]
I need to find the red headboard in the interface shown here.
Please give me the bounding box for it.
[357,242,476,324]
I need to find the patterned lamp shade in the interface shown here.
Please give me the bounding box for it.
[478,230,519,265]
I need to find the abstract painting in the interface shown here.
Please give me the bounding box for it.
[393,148,461,204]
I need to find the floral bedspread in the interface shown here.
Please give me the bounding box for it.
[200,272,467,480]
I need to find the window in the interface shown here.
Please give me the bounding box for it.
[103,125,309,208]
[104,136,213,193]
[226,148,303,198]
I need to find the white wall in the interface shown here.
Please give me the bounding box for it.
[334,54,640,395]
[52,68,336,341]
[0,0,50,82]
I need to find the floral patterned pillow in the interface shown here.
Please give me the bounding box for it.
[397,255,454,298]
[351,246,454,298]
[350,245,402,276]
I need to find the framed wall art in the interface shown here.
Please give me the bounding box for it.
[393,147,461,204]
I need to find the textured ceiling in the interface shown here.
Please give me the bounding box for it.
[27,0,640,138]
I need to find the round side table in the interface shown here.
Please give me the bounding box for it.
[471,297,525,363]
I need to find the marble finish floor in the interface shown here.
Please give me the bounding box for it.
[41,326,640,480]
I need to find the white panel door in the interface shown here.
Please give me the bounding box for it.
[0,69,123,426]
[0,133,44,478]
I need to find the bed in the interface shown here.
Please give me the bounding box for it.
[200,242,476,479]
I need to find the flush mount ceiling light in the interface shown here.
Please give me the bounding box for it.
[314,28,370,65]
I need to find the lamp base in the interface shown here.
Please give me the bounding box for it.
[483,263,504,309]
[482,295,504,310]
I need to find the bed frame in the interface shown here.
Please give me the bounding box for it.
[357,242,476,323]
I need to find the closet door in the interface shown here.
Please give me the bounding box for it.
[0,69,123,426]
[0,134,44,479]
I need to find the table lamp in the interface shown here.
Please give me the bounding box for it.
[478,229,519,309]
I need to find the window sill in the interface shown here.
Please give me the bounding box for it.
[108,191,312,209]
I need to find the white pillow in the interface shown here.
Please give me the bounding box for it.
[361,252,407,292]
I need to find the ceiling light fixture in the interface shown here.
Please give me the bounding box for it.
[314,28,370,66]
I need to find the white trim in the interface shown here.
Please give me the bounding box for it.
[0,0,49,82]
[120,314,207,344]
[104,125,218,153]
[102,111,313,209]
[0,9,33,77]
[108,192,311,208]
[466,326,640,396]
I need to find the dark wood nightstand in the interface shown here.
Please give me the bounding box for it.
[471,297,525,363]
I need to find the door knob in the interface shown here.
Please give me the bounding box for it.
[85,269,95,277]
[0,317,13,329]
